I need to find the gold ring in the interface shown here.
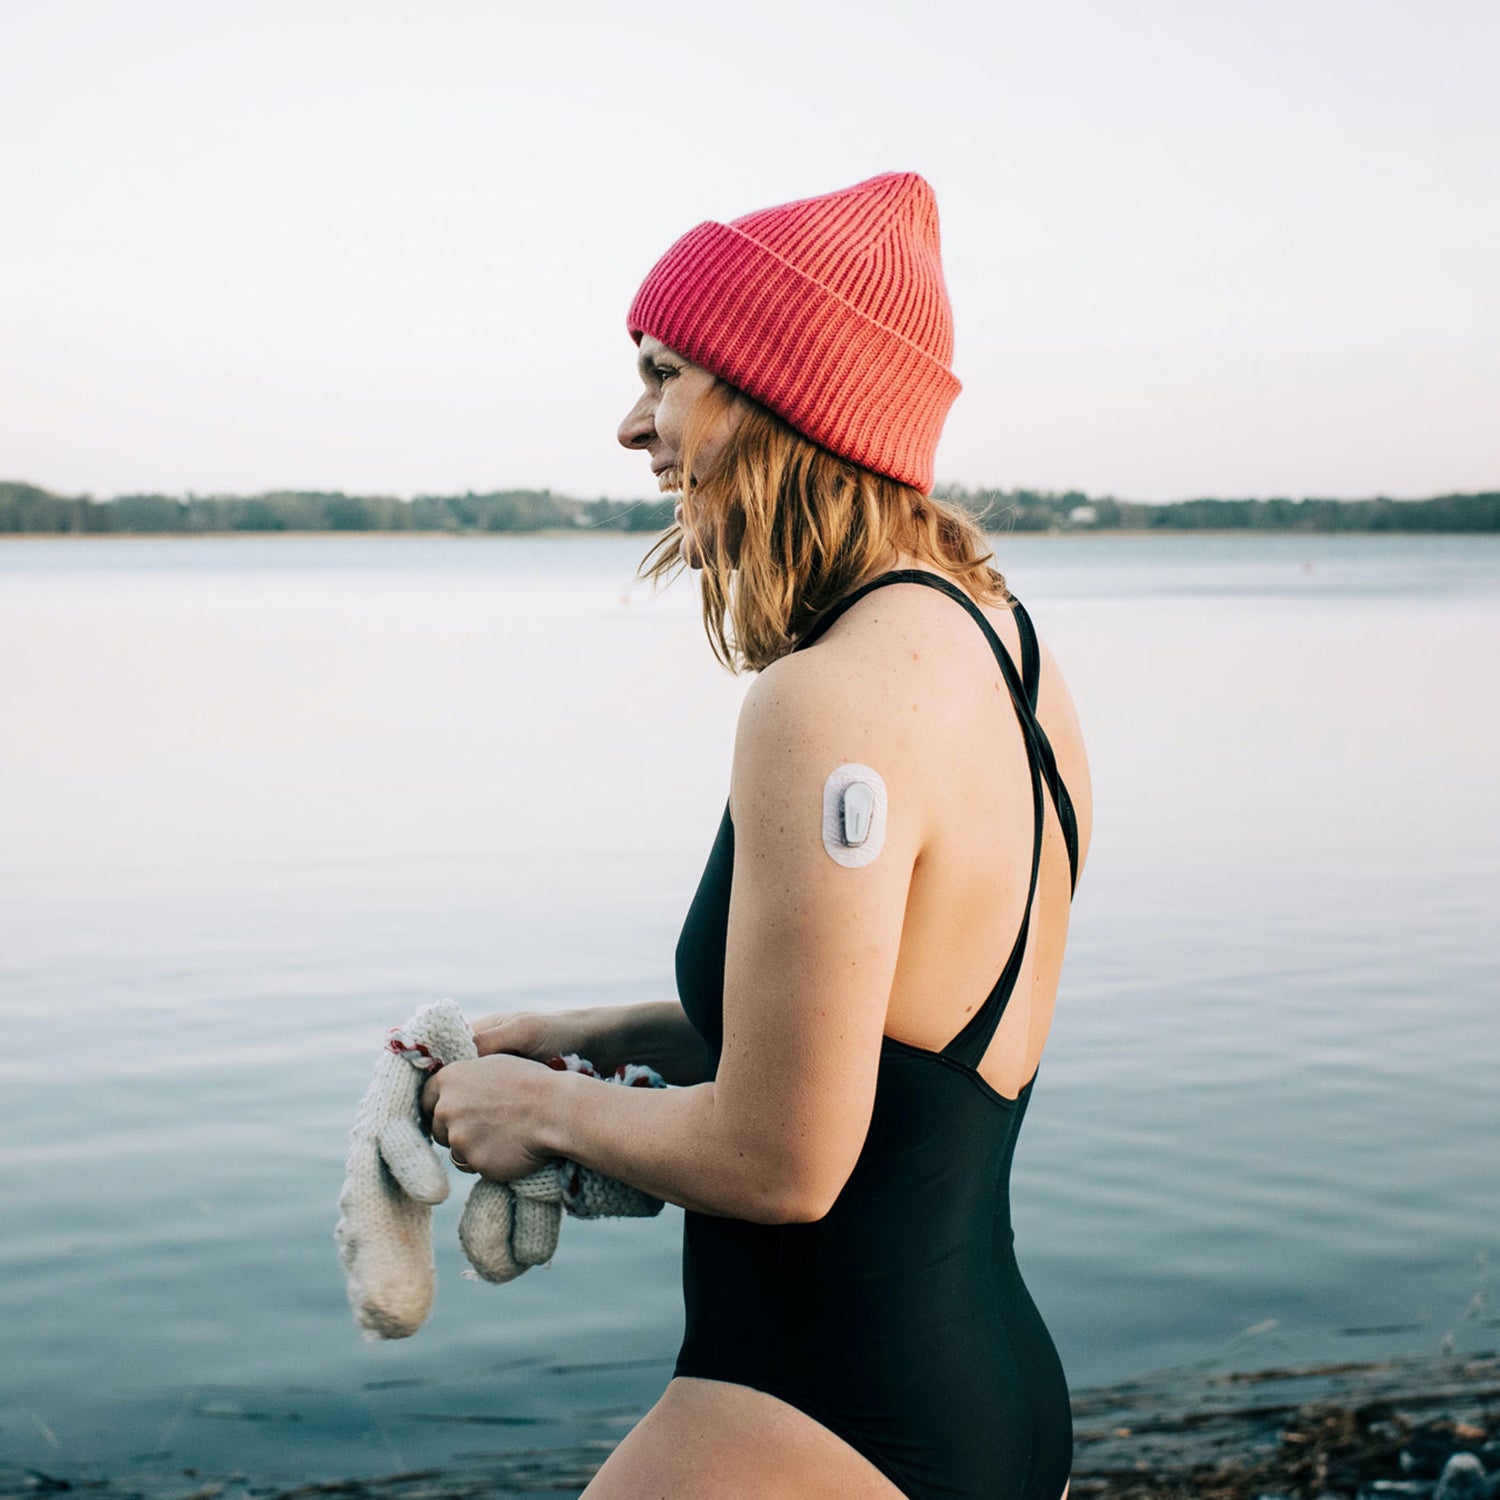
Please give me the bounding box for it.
[449,1147,475,1172]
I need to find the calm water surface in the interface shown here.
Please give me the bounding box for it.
[1,532,1496,1483]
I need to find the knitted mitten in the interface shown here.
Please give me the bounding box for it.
[334,998,474,1340]
[457,1056,669,1285]
[336,999,671,1339]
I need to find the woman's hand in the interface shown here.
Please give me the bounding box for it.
[467,1007,602,1065]
[469,1002,710,1086]
[419,1053,560,1184]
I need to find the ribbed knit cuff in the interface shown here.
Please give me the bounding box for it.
[628,221,961,494]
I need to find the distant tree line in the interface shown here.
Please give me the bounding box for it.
[933,486,1500,533]
[1,479,1496,535]
[0,484,678,536]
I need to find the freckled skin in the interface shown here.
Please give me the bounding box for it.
[616,336,748,570]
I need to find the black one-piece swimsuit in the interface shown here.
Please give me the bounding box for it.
[671,570,1081,1499]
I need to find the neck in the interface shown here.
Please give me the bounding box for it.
[870,547,937,578]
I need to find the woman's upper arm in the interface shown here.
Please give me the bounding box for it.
[714,650,923,1223]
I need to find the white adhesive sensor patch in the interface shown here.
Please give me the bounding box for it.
[821,763,888,868]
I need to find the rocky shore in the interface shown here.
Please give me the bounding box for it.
[2,1352,1495,1500]
[1068,1351,1499,1499]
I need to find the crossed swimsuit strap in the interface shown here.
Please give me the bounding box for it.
[793,569,1079,1070]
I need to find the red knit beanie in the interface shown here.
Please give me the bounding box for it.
[626,171,961,495]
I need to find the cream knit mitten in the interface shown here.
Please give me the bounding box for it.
[335,998,668,1341]
[456,1054,668,1287]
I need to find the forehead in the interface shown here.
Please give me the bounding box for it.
[636,333,673,361]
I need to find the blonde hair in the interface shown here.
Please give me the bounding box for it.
[636,383,1009,673]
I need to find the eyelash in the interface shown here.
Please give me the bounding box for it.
[653,365,678,383]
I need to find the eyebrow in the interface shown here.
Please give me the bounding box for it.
[637,345,680,381]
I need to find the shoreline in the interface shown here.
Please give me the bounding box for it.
[5,1352,1495,1500]
[3,528,1496,543]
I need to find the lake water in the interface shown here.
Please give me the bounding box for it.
[1,531,1496,1486]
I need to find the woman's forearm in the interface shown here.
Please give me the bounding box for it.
[531,1067,806,1225]
[580,1000,710,1087]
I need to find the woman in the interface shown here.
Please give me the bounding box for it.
[422,171,1092,1499]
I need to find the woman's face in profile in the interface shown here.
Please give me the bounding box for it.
[618,334,744,569]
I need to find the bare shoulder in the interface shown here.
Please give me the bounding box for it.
[749,577,1094,880]
[732,609,935,778]
[763,581,985,700]
[727,587,966,847]
[729,641,921,833]
[745,578,1012,737]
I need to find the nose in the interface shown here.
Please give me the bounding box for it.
[617,392,655,452]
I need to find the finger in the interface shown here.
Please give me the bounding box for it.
[468,1010,514,1036]
[377,1117,450,1204]
[473,1026,517,1058]
[474,1022,538,1058]
[420,1074,441,1128]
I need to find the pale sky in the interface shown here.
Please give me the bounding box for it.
[3,0,1496,503]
